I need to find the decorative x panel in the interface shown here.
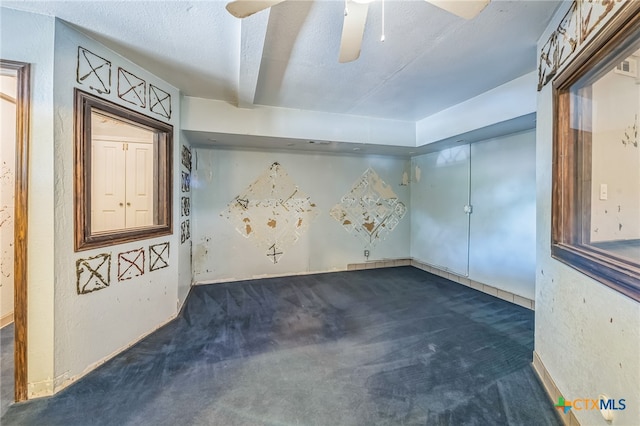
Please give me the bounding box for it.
[330,168,406,247]
[181,145,192,171]
[77,46,111,95]
[149,84,171,120]
[118,248,145,281]
[182,197,191,217]
[76,253,111,295]
[117,67,146,108]
[149,242,170,271]
[221,162,319,264]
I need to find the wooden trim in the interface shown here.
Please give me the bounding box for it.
[551,6,640,302]
[0,312,14,329]
[74,89,173,251]
[1,59,30,402]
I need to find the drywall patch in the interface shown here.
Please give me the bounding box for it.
[117,67,146,108]
[149,242,170,271]
[181,220,191,244]
[330,168,406,247]
[538,0,627,91]
[621,114,638,148]
[149,84,171,120]
[221,162,319,264]
[76,253,111,294]
[76,46,111,95]
[181,145,192,171]
[117,248,145,281]
[181,196,191,217]
[181,171,190,193]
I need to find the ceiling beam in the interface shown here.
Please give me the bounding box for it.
[237,9,271,108]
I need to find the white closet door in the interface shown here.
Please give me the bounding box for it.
[411,145,471,276]
[125,142,154,228]
[92,139,126,232]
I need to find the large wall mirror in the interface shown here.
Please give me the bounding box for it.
[552,7,640,301]
[75,89,172,251]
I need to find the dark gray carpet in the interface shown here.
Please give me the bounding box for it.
[1,267,561,425]
[1,323,14,419]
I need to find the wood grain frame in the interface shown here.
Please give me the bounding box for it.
[1,59,30,402]
[551,3,640,302]
[74,89,173,251]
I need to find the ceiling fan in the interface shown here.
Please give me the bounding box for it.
[225,0,490,63]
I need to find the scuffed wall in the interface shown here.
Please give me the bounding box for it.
[191,148,410,283]
[535,2,640,425]
[51,20,185,393]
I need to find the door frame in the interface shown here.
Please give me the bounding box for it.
[1,59,30,402]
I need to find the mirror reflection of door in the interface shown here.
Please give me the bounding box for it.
[1,68,17,415]
[90,112,156,233]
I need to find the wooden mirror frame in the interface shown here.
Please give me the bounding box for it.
[74,89,173,251]
[551,4,640,302]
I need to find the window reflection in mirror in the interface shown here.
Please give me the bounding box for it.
[75,89,172,251]
[553,13,640,302]
[91,112,157,233]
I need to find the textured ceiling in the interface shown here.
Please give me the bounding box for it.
[2,0,560,122]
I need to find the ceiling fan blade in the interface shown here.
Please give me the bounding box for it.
[226,0,287,18]
[426,0,490,20]
[339,1,370,63]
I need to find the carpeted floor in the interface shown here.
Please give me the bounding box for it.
[1,323,14,419]
[1,267,561,425]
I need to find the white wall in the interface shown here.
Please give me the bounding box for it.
[0,74,16,325]
[190,148,411,283]
[534,5,640,425]
[410,130,536,299]
[590,68,640,242]
[50,20,188,393]
[1,7,57,398]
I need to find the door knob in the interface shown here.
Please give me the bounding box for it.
[119,203,123,207]
[127,202,131,206]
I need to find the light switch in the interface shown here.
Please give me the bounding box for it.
[599,184,608,200]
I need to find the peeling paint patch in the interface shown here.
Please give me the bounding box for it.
[221,162,319,264]
[330,168,407,246]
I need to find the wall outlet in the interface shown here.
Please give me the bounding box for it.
[364,250,370,258]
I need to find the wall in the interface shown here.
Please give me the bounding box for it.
[1,7,57,398]
[51,20,189,393]
[0,75,16,327]
[410,130,537,299]
[534,3,640,425]
[0,74,16,326]
[590,67,640,242]
[190,147,410,283]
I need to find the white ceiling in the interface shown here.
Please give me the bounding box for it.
[3,0,560,124]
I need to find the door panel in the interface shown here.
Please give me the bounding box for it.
[92,139,126,232]
[411,145,470,276]
[469,131,536,299]
[126,142,154,228]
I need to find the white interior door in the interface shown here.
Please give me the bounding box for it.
[125,142,154,228]
[92,139,126,232]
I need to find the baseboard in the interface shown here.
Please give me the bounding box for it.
[0,312,14,328]
[532,351,580,426]
[346,258,412,270]
[51,312,178,397]
[409,259,535,310]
